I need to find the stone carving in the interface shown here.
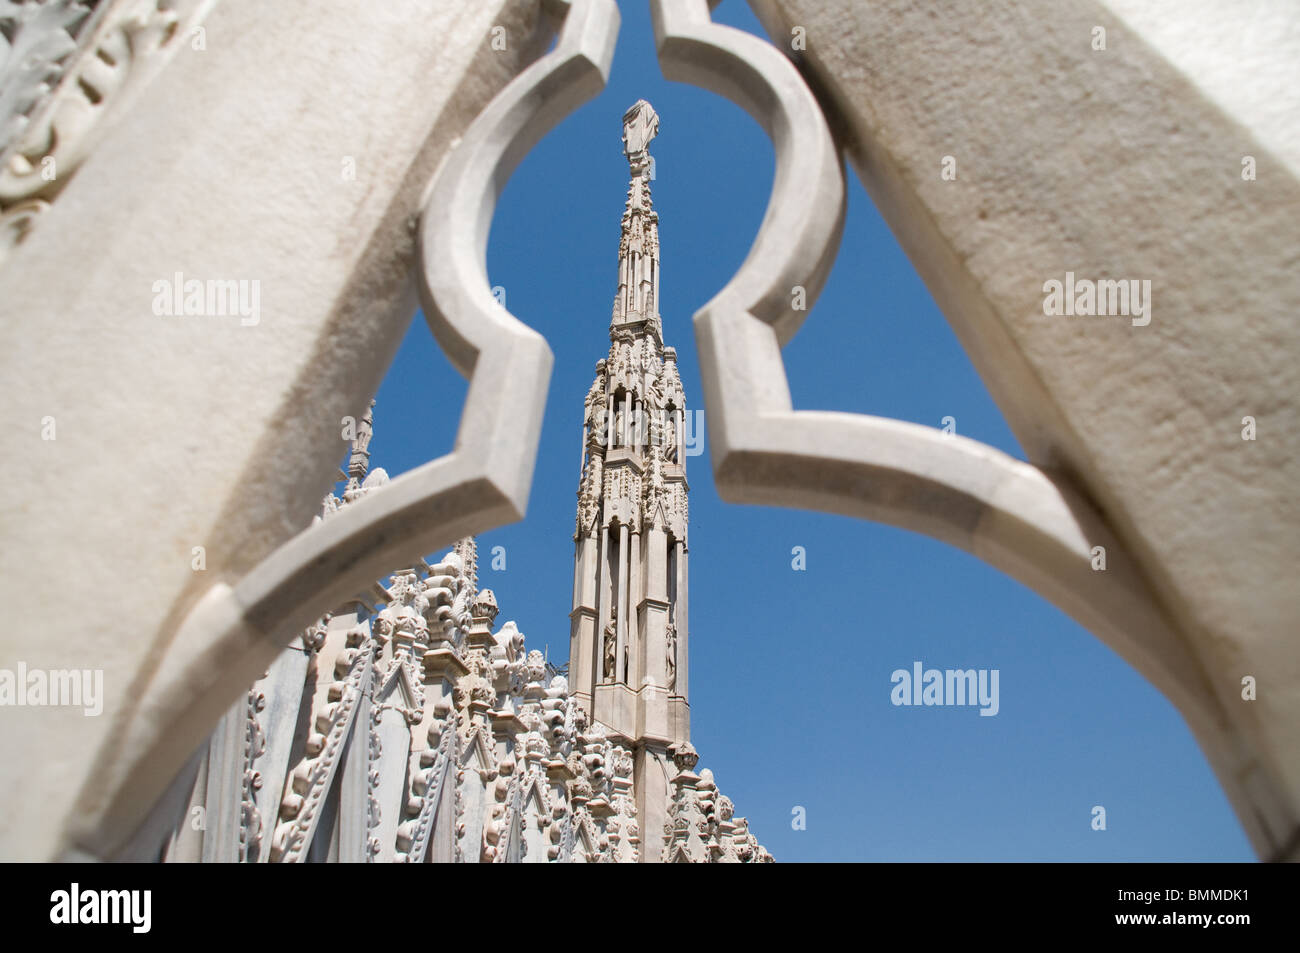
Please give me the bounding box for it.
[0,0,96,153]
[575,452,603,538]
[345,399,376,493]
[621,99,659,168]
[238,686,266,863]
[661,745,770,863]
[270,624,373,863]
[395,711,456,863]
[302,615,329,653]
[602,620,615,682]
[454,650,495,714]
[365,717,382,861]
[665,622,677,693]
[0,0,215,263]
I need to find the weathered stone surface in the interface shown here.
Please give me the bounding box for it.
[748,0,1300,857]
[0,0,561,862]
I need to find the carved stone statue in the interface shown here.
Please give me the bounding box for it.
[665,622,677,692]
[584,361,606,442]
[603,620,616,681]
[648,373,666,410]
[622,99,660,170]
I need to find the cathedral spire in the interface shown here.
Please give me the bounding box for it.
[569,103,692,857]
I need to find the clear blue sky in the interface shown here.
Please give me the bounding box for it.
[367,0,1251,861]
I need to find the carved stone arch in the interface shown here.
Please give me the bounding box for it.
[55,0,621,862]
[648,0,1295,858]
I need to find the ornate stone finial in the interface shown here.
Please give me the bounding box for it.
[622,99,659,174]
[669,741,699,775]
[472,588,498,626]
[454,536,479,597]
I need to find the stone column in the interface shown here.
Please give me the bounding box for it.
[640,528,670,692]
[596,523,612,683]
[568,529,599,707]
[634,742,671,864]
[629,525,643,688]
[198,698,246,863]
[674,539,689,702]
[615,522,630,684]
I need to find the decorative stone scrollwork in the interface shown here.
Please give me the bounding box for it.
[395,710,457,863]
[238,686,266,862]
[0,0,215,263]
[270,625,373,863]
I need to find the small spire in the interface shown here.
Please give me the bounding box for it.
[612,100,661,337]
[454,537,479,597]
[346,399,375,488]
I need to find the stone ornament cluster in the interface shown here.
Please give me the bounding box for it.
[143,409,767,863]
[662,741,767,863]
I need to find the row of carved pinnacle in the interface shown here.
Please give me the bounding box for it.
[213,402,761,862]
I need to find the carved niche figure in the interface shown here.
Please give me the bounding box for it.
[665,622,677,692]
[353,401,375,455]
[584,363,606,444]
[577,455,602,535]
[602,620,616,681]
[647,372,666,410]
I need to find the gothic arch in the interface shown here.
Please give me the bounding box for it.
[649,0,1293,859]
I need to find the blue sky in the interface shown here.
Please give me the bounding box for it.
[366,0,1251,861]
